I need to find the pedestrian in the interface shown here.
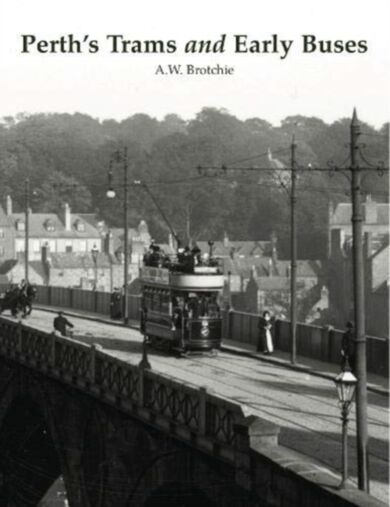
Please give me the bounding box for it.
[257,310,274,354]
[110,287,122,319]
[341,321,356,373]
[53,312,74,337]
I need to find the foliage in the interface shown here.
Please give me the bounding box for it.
[0,109,388,259]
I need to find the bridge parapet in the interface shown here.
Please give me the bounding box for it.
[0,316,275,466]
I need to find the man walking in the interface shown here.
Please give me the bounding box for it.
[53,312,74,337]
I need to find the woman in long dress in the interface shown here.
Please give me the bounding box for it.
[257,310,274,354]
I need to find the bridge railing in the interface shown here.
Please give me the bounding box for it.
[223,309,389,377]
[33,285,141,321]
[26,285,388,377]
[0,316,251,456]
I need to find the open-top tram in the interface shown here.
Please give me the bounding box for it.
[140,260,224,353]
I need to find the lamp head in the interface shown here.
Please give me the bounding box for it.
[334,367,358,405]
[106,188,116,199]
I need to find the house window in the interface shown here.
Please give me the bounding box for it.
[33,240,40,253]
[44,219,55,232]
[16,239,24,252]
[65,241,73,253]
[16,220,25,231]
[74,220,85,232]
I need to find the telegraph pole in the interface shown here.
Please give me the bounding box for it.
[290,136,297,364]
[107,148,130,326]
[350,109,369,492]
[123,147,129,325]
[24,178,30,282]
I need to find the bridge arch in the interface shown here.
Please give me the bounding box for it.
[144,482,216,507]
[0,395,61,506]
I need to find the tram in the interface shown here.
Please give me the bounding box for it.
[140,256,224,353]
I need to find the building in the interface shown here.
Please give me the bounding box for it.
[197,232,273,260]
[327,229,389,337]
[0,196,103,261]
[328,195,389,256]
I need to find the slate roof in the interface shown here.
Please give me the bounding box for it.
[48,252,121,269]
[11,213,101,238]
[223,257,321,279]
[0,206,13,227]
[196,241,271,258]
[110,227,146,252]
[331,201,389,225]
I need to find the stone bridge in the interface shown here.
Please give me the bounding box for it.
[0,317,383,507]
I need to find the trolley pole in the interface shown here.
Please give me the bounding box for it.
[290,136,297,364]
[123,147,129,326]
[24,178,30,283]
[350,109,369,492]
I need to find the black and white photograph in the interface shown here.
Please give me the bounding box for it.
[0,0,388,505]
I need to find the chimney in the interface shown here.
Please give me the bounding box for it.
[64,203,71,231]
[327,200,335,258]
[330,228,345,258]
[268,258,273,277]
[168,233,174,250]
[223,231,229,248]
[364,195,377,224]
[270,231,278,263]
[6,195,12,215]
[104,230,115,256]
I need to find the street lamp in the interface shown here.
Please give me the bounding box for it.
[91,244,98,290]
[106,150,130,325]
[334,363,358,489]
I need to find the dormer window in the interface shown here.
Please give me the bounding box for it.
[16,219,25,232]
[44,219,55,232]
[74,220,85,232]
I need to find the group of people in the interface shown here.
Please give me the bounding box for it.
[171,294,220,329]
[1,279,37,317]
[256,312,356,372]
[143,242,217,273]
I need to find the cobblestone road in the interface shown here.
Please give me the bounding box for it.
[13,310,389,504]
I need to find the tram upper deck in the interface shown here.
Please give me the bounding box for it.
[140,265,224,291]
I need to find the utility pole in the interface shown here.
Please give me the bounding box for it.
[350,109,369,492]
[123,147,129,325]
[107,148,129,326]
[290,136,297,364]
[24,178,30,283]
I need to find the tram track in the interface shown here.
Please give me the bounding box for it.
[2,309,388,502]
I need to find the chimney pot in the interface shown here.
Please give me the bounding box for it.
[64,203,71,231]
[6,195,12,216]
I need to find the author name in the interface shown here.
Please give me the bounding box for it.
[155,64,235,76]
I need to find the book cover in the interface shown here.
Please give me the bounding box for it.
[0,0,388,506]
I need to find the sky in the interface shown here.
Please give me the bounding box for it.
[0,0,389,128]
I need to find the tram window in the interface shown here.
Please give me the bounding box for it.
[183,292,220,319]
[161,293,170,313]
[152,292,160,311]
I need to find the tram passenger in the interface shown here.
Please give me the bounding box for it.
[149,243,161,267]
[191,244,202,265]
[208,297,220,318]
[183,246,194,272]
[188,295,199,319]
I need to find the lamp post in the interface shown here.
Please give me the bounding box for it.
[334,363,358,489]
[107,149,129,325]
[91,244,98,290]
